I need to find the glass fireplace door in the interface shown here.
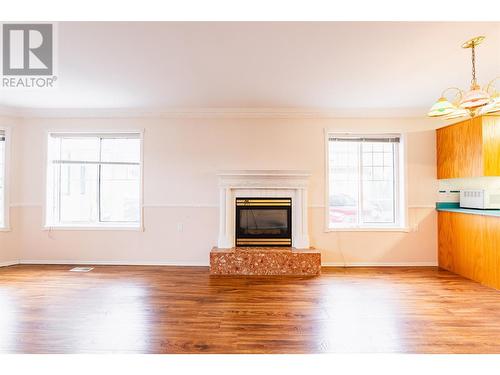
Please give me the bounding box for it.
[235,198,292,247]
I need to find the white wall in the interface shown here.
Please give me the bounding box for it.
[4,115,438,266]
[438,177,500,203]
[0,115,20,266]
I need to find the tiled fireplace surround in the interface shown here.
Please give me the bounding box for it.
[209,170,321,276]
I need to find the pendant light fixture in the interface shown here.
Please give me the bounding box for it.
[483,77,500,114]
[427,36,499,119]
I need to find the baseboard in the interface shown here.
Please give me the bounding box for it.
[19,259,209,267]
[16,260,437,267]
[0,260,20,267]
[322,261,438,267]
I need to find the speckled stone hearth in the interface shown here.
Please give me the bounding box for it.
[210,247,321,276]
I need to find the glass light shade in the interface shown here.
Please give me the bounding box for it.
[480,91,500,115]
[443,108,469,120]
[427,97,456,117]
[483,94,500,114]
[459,86,491,109]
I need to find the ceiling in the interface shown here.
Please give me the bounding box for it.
[1,22,499,115]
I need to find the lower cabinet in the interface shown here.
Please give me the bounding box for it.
[438,211,500,290]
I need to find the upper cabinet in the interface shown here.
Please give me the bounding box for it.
[436,115,500,179]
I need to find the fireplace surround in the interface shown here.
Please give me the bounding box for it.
[217,170,311,249]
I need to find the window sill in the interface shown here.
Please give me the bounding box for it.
[0,227,11,232]
[325,227,410,233]
[43,225,144,232]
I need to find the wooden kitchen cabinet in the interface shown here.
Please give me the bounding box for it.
[438,211,500,290]
[436,115,500,179]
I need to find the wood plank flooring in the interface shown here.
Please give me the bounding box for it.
[0,265,499,353]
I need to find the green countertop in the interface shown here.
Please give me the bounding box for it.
[436,202,500,218]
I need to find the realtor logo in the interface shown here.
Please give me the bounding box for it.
[1,23,57,88]
[3,24,53,75]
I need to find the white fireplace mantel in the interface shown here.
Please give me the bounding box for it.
[217,170,311,249]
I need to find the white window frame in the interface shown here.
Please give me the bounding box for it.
[44,130,144,231]
[0,126,11,231]
[324,130,408,232]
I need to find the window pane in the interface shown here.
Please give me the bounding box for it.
[101,138,140,163]
[47,134,142,227]
[328,136,400,228]
[373,142,383,152]
[362,152,372,165]
[60,137,100,161]
[329,141,359,226]
[0,138,5,227]
[59,164,99,223]
[361,142,395,224]
[100,164,140,222]
[373,152,383,166]
[383,152,393,166]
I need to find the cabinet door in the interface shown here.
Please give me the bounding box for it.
[436,118,483,179]
[438,211,500,290]
[438,212,485,282]
[436,125,454,179]
[437,211,455,270]
[483,216,500,289]
[482,116,500,176]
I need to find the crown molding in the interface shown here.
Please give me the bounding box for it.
[0,105,431,119]
[0,105,24,118]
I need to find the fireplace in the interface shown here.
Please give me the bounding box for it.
[235,198,292,247]
[211,171,320,276]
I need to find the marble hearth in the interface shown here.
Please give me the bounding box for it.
[210,247,321,276]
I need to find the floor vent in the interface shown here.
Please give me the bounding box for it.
[69,267,94,272]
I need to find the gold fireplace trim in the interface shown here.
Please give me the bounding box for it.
[236,238,292,246]
[236,198,292,207]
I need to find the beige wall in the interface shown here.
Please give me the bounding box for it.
[3,115,438,266]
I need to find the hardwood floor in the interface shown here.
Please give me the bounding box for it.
[0,265,499,353]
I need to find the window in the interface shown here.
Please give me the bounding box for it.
[0,129,6,228]
[46,132,142,228]
[326,133,405,230]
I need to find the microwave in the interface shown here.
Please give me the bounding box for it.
[460,189,500,209]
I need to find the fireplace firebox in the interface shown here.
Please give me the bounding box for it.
[235,197,292,247]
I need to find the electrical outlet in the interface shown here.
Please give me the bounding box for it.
[177,223,183,232]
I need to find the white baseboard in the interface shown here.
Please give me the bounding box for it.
[15,260,437,267]
[322,261,438,267]
[0,260,19,267]
[19,259,210,267]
